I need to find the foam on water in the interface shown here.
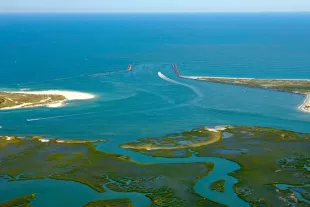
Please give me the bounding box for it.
[158,72,203,98]
[27,112,95,122]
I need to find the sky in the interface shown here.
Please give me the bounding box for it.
[1,0,310,13]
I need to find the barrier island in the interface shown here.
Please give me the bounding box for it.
[121,126,310,206]
[183,76,310,112]
[0,135,220,207]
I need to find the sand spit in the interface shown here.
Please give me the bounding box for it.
[11,90,95,100]
[204,126,228,132]
[180,75,310,113]
[0,90,95,110]
[298,94,310,113]
[181,76,310,81]
[1,135,105,144]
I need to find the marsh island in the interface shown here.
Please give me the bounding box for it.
[121,126,310,206]
[0,135,220,207]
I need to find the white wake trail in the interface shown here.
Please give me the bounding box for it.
[158,72,203,98]
[27,112,95,122]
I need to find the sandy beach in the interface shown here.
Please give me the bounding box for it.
[298,94,310,113]
[1,90,95,110]
[11,90,95,100]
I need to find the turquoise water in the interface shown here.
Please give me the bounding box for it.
[0,178,151,207]
[1,13,310,206]
[0,154,249,207]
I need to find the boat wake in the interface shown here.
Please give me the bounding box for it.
[158,72,203,98]
[27,112,95,122]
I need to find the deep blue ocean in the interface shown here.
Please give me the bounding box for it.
[0,13,310,206]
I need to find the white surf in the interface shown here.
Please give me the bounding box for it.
[27,112,94,122]
[158,72,203,98]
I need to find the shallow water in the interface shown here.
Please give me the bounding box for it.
[0,178,151,207]
[275,184,310,204]
[1,13,310,206]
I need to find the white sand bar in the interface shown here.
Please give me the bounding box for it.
[299,94,310,113]
[11,90,95,100]
[1,90,95,110]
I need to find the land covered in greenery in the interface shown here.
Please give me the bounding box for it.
[0,135,221,207]
[83,198,134,207]
[192,77,310,95]
[2,126,309,206]
[0,194,36,207]
[122,126,310,206]
[121,127,223,152]
[1,195,133,207]
[0,92,65,109]
[192,77,310,112]
[209,180,225,193]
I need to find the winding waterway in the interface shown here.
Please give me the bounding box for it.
[0,177,152,207]
[0,145,249,207]
[98,143,250,207]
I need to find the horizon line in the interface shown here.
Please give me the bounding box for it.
[1,11,310,14]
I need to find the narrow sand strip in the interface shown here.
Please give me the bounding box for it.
[180,75,310,113]
[1,90,95,110]
[181,76,254,80]
[11,90,95,100]
[298,94,310,113]
[181,76,310,81]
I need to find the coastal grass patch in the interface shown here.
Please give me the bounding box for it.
[0,92,65,109]
[120,127,222,151]
[196,78,310,94]
[209,180,225,192]
[0,193,36,207]
[0,135,217,207]
[122,126,310,206]
[83,198,134,207]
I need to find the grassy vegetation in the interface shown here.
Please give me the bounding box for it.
[0,92,65,109]
[122,126,310,206]
[121,127,222,151]
[83,198,134,207]
[209,180,225,192]
[0,135,218,207]
[196,78,310,94]
[0,194,36,207]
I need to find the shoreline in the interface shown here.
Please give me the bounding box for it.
[2,135,105,144]
[179,75,310,113]
[0,90,95,110]
[180,75,310,81]
[298,94,310,113]
[121,136,221,151]
[121,126,226,151]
